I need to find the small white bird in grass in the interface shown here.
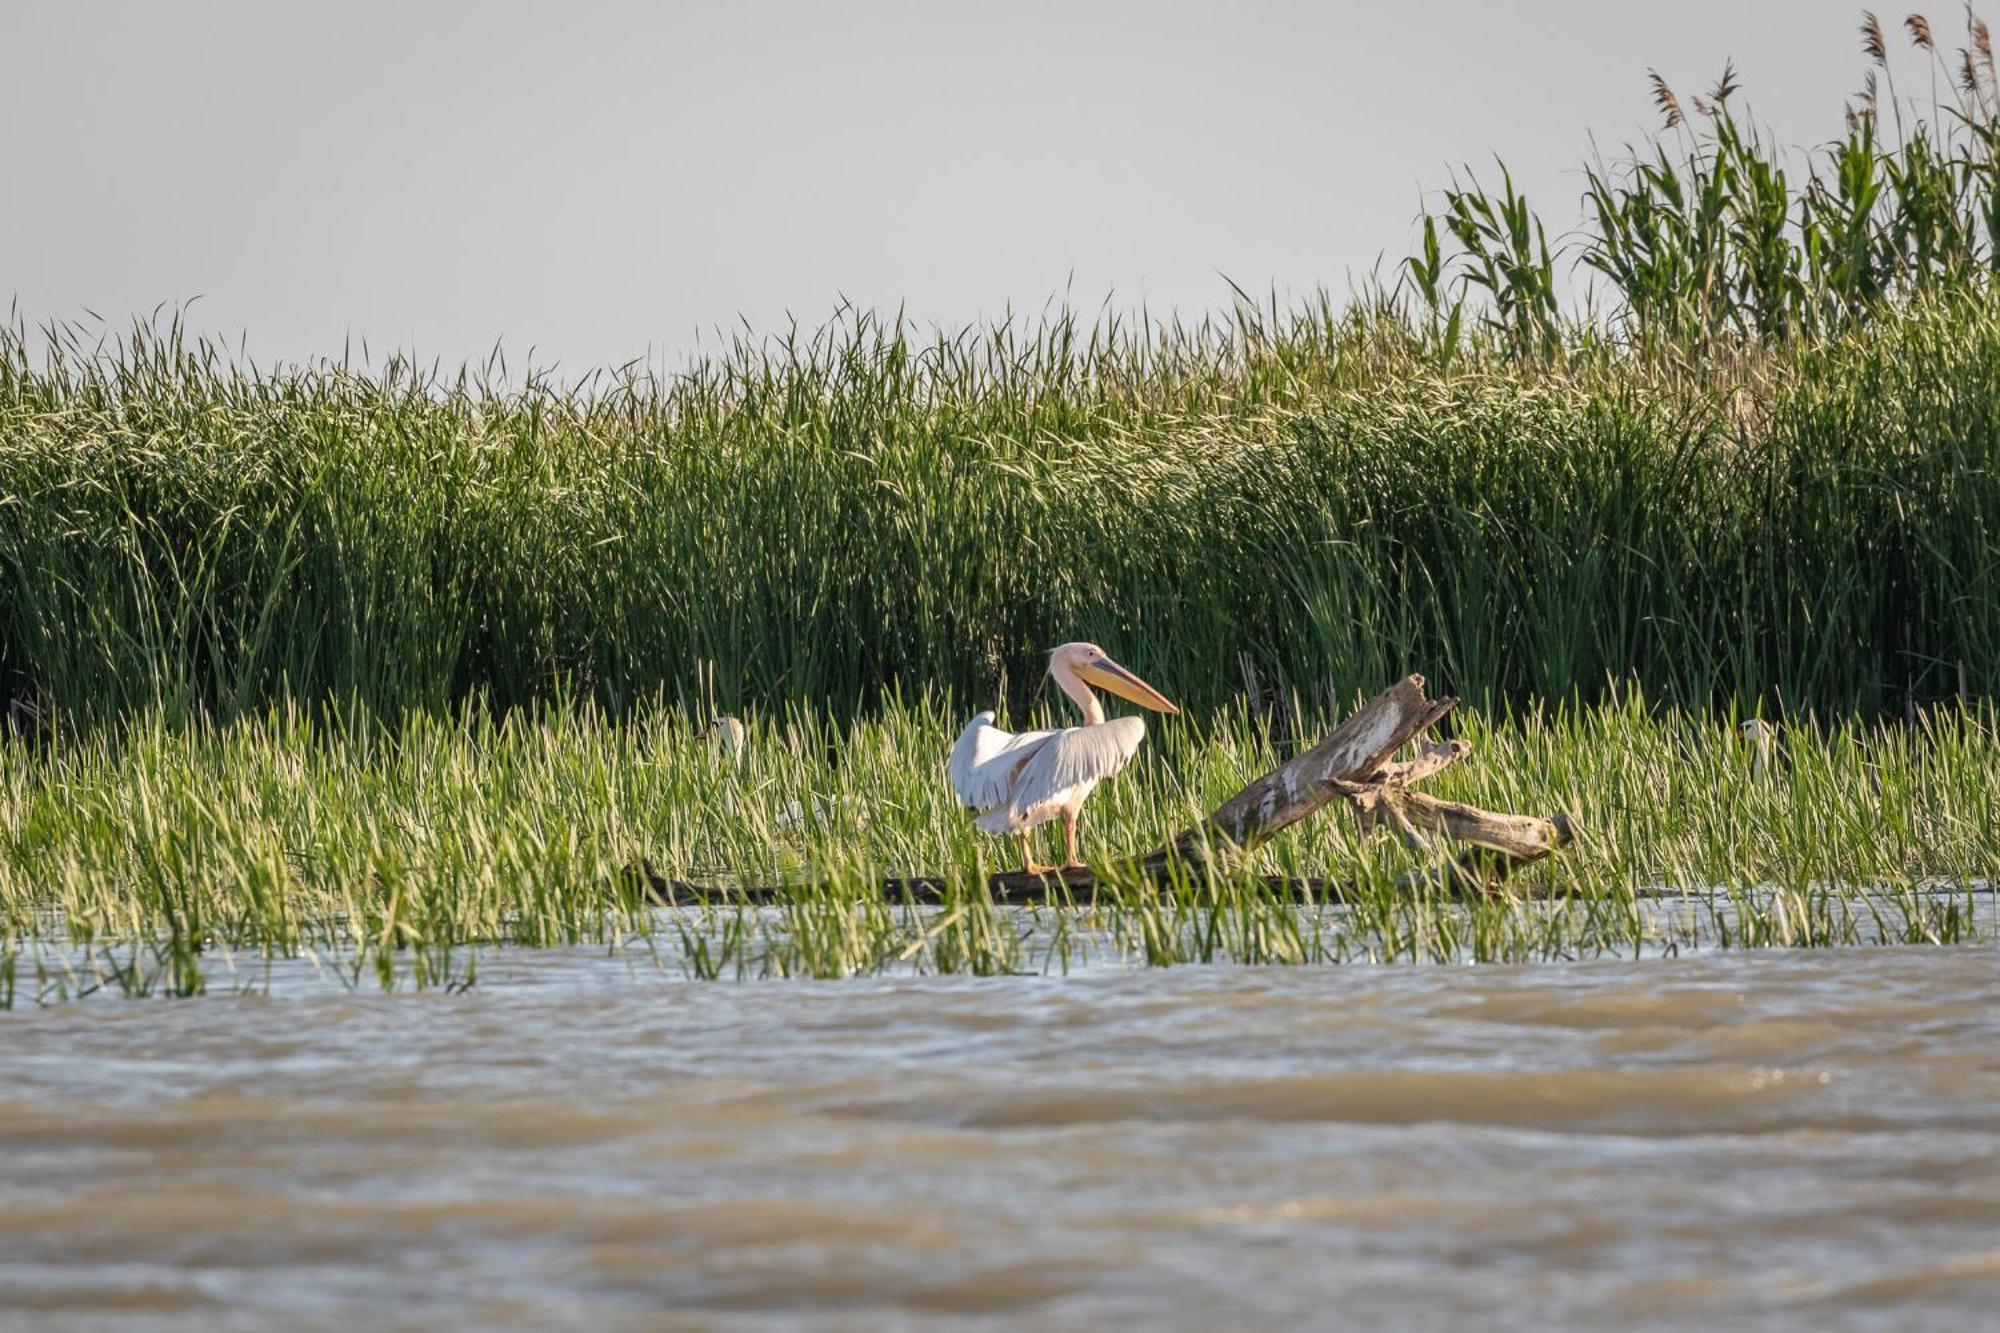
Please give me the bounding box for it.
[703,715,747,762]
[1743,718,1779,780]
[699,713,869,830]
[948,642,1180,875]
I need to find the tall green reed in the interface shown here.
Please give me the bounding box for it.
[5,288,2000,725]
[4,11,1999,728]
[1429,9,2000,350]
[0,696,1991,1003]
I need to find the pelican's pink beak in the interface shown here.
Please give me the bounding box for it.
[1076,652,1179,715]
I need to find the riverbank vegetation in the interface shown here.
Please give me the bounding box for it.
[5,12,2000,725]
[4,12,1999,999]
[1,696,1991,1003]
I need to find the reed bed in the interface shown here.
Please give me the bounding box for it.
[4,11,1999,1001]
[4,11,1999,723]
[1,699,1990,1003]
[6,285,1999,725]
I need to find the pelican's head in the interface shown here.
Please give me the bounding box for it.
[1049,642,1180,715]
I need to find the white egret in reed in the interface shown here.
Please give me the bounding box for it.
[1743,718,1779,780]
[704,715,747,762]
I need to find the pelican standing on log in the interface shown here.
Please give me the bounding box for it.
[948,643,1179,874]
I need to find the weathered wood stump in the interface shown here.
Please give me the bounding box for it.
[629,675,1574,906]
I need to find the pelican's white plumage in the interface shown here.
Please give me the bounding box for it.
[949,712,1147,834]
[947,643,1178,873]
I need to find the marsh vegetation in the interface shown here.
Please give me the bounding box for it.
[3,11,1999,999]
[2,696,1991,1004]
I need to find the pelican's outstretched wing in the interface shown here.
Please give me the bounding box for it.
[948,712,1055,815]
[1004,717,1147,823]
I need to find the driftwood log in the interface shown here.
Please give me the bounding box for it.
[629,675,1574,907]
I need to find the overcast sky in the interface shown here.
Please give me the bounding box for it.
[3,1,1911,371]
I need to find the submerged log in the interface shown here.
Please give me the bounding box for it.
[629,675,1575,907]
[631,869,1350,908]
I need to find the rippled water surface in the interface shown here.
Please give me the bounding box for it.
[3,947,1998,1331]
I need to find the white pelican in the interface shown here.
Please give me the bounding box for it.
[948,642,1179,874]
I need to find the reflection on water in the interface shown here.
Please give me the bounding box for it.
[2,947,1997,1330]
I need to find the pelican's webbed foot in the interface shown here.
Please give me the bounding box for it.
[1018,832,1057,878]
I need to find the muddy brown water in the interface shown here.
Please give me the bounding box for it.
[2,946,1997,1331]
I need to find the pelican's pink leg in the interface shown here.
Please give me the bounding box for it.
[1062,810,1084,869]
[1020,832,1053,877]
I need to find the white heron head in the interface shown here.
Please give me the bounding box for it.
[703,714,747,759]
[1742,718,1779,776]
[1048,643,1180,715]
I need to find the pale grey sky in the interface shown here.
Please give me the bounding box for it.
[4,2,1896,370]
